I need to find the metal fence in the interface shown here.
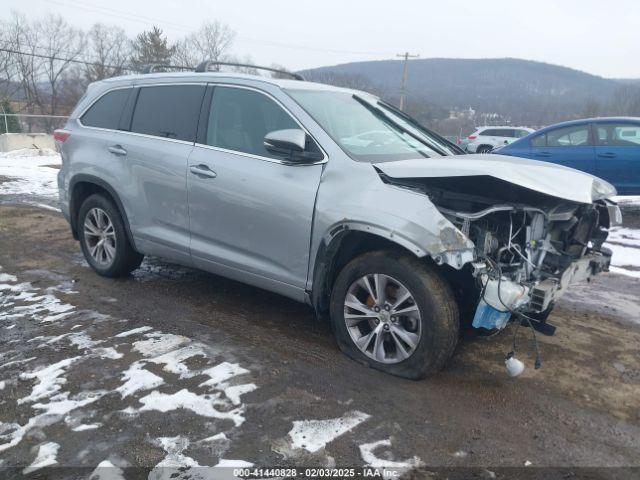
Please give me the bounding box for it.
[0,112,69,134]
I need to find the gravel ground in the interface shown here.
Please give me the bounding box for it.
[0,204,639,479]
[1,150,639,478]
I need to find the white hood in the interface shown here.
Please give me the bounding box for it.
[374,154,616,204]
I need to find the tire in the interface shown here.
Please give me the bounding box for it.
[477,145,493,154]
[78,194,143,277]
[329,251,459,379]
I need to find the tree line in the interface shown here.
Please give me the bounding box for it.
[0,12,244,132]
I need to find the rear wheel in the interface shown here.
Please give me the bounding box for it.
[78,194,143,277]
[329,251,459,379]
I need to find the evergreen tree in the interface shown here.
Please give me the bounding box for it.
[129,26,176,72]
[0,100,22,134]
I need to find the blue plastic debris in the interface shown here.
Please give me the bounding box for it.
[472,300,512,330]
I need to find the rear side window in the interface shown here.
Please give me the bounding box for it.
[531,134,546,147]
[81,88,130,129]
[596,123,640,146]
[546,125,591,147]
[130,85,205,142]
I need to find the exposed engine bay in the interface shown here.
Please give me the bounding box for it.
[383,175,620,331]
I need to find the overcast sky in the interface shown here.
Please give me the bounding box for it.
[3,0,639,78]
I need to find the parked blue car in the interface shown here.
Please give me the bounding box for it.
[494,117,640,195]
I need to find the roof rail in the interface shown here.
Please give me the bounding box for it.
[141,64,191,74]
[195,60,304,81]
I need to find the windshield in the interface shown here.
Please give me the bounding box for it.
[286,89,458,162]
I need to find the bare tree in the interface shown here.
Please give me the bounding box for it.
[609,85,640,116]
[33,15,85,129]
[3,12,44,131]
[0,19,21,102]
[173,21,235,69]
[85,23,130,82]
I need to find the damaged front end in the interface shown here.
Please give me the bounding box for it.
[385,174,622,332]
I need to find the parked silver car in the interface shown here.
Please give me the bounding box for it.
[56,64,621,379]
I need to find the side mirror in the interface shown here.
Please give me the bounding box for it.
[264,129,306,154]
[264,129,323,163]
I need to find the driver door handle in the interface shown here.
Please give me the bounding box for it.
[597,152,616,159]
[535,151,551,158]
[189,164,217,178]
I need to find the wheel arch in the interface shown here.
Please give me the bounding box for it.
[310,224,428,318]
[69,174,135,247]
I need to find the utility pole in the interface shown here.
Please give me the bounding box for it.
[397,52,419,111]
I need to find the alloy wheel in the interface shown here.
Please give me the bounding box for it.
[83,207,116,266]
[344,273,422,364]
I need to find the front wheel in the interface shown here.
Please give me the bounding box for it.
[329,251,459,379]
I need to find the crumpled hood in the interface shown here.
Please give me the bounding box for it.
[374,153,616,204]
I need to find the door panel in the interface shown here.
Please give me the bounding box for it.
[530,124,595,173]
[188,147,322,290]
[118,135,194,263]
[187,85,324,296]
[117,84,205,263]
[595,122,640,194]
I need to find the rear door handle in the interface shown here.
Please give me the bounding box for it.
[189,164,217,178]
[597,152,616,158]
[535,151,551,158]
[107,145,127,156]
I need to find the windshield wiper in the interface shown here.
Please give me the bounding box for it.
[378,101,463,155]
[352,95,432,158]
[353,95,449,158]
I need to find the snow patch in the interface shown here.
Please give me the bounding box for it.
[139,389,245,427]
[224,383,257,405]
[72,423,102,432]
[148,436,202,480]
[133,332,190,357]
[288,410,370,453]
[89,460,126,480]
[116,362,164,398]
[0,150,60,198]
[114,326,154,338]
[23,441,59,474]
[18,356,81,404]
[199,362,250,388]
[146,344,207,378]
[359,439,422,470]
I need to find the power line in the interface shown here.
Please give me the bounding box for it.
[0,46,131,72]
[43,0,398,57]
[396,52,419,111]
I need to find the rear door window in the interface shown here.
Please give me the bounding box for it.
[130,85,205,142]
[546,125,591,147]
[596,123,640,146]
[81,88,130,129]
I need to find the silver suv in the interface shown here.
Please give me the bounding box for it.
[56,64,620,379]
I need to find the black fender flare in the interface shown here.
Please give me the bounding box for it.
[68,174,136,247]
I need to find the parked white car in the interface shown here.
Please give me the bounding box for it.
[466,126,534,153]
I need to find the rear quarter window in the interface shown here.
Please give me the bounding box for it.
[531,134,546,147]
[80,88,130,129]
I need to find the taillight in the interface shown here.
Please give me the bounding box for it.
[468,135,477,140]
[53,129,70,142]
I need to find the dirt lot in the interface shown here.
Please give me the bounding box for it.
[1,204,639,479]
